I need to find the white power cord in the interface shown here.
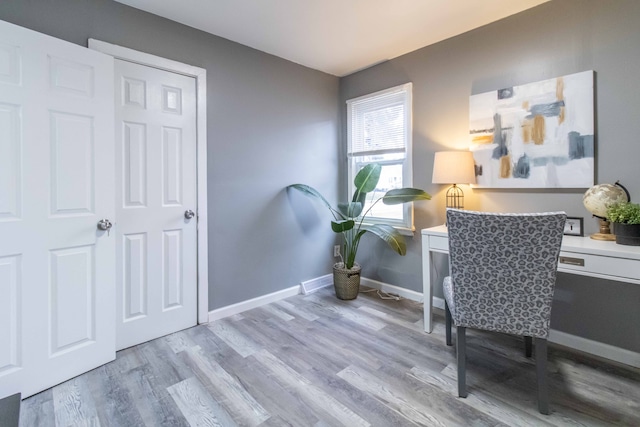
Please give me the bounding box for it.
[359,288,402,301]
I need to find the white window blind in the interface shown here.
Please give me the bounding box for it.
[348,87,409,157]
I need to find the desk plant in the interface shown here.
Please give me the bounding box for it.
[607,201,640,246]
[288,163,430,299]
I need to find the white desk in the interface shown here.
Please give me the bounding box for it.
[421,225,640,333]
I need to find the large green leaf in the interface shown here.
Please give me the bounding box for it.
[365,224,407,255]
[351,190,367,208]
[345,229,368,269]
[354,163,381,193]
[331,220,354,233]
[337,202,363,218]
[287,184,337,214]
[382,188,432,205]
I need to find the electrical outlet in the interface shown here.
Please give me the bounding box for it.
[333,245,341,257]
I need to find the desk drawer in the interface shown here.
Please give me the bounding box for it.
[429,235,449,252]
[558,251,639,281]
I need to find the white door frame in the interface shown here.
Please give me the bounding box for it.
[88,39,209,324]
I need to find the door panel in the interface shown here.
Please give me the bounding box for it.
[123,122,147,207]
[0,254,20,376]
[115,59,197,350]
[0,103,21,219]
[0,19,115,398]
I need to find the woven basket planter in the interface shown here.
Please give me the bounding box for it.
[333,262,361,300]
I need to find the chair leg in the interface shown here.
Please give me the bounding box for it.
[535,337,549,415]
[525,336,532,358]
[445,302,452,346]
[456,326,467,398]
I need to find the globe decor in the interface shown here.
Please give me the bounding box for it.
[583,181,630,240]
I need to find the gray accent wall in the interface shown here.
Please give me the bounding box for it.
[340,0,640,352]
[0,0,340,310]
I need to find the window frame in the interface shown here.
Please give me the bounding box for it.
[346,82,414,233]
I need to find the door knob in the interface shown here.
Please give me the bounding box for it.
[184,210,195,219]
[97,219,113,231]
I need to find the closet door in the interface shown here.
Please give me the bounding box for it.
[114,59,198,350]
[0,19,115,398]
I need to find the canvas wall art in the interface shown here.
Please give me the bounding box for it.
[469,70,594,188]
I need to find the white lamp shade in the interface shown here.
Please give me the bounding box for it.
[432,151,477,184]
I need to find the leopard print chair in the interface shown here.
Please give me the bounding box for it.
[443,208,566,415]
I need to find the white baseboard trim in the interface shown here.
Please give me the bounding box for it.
[300,274,333,295]
[360,277,424,303]
[433,296,445,310]
[433,295,638,368]
[208,285,300,322]
[548,329,640,369]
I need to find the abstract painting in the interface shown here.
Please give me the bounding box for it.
[469,70,594,188]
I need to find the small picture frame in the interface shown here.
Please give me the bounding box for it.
[564,216,584,236]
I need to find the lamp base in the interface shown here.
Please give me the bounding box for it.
[446,184,464,209]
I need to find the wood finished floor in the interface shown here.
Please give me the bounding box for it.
[20,287,640,426]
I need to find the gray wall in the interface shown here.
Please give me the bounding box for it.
[340,0,640,351]
[0,0,341,310]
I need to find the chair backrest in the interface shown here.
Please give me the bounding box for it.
[446,209,566,338]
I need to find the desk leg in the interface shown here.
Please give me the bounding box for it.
[422,242,433,333]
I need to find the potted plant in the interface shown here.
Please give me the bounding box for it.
[288,163,430,299]
[607,201,640,246]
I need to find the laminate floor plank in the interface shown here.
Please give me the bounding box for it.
[52,376,101,427]
[252,349,370,427]
[179,347,271,427]
[266,316,383,373]
[440,362,597,426]
[408,366,555,427]
[354,288,424,323]
[274,299,320,322]
[167,376,237,427]
[18,289,640,426]
[337,364,450,427]
[85,364,146,427]
[19,389,55,427]
[165,331,201,354]
[259,304,296,322]
[386,363,503,426]
[234,314,347,376]
[208,319,262,358]
[118,363,190,427]
[300,365,424,427]
[224,355,324,426]
[304,294,387,331]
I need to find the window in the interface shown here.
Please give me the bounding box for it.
[347,83,414,231]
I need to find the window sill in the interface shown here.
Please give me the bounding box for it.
[361,222,415,236]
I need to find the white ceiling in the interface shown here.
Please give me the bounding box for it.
[115,0,548,77]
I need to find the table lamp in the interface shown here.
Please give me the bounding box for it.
[432,151,476,210]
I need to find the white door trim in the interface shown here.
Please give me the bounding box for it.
[88,39,209,324]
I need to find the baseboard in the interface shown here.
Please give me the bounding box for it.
[548,329,640,369]
[360,277,424,303]
[432,295,638,368]
[300,274,333,295]
[433,295,638,368]
[433,296,445,310]
[208,285,300,322]
[206,275,419,322]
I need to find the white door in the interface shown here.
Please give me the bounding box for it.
[114,59,198,350]
[0,20,115,398]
